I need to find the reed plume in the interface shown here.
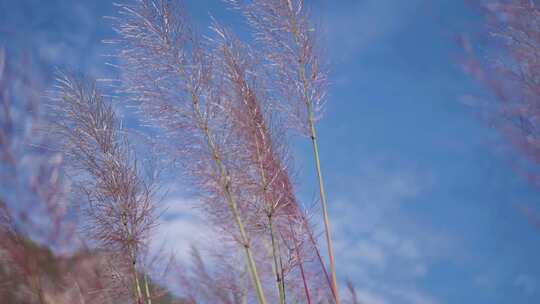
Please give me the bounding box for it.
[48,72,159,304]
[224,1,338,302]
[110,1,268,302]
[463,0,540,191]
[210,21,334,303]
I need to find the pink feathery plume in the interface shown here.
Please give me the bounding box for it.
[48,72,159,304]
[210,22,334,303]
[110,1,268,302]
[224,1,338,302]
[463,0,540,191]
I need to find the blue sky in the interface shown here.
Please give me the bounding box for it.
[2,0,540,303]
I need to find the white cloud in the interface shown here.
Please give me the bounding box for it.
[356,240,388,269]
[345,285,439,304]
[153,158,446,303]
[389,288,440,304]
[397,239,420,260]
[355,288,389,304]
[323,0,424,63]
[150,197,215,263]
[330,160,446,303]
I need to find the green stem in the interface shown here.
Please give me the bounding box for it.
[307,103,340,303]
[144,273,152,304]
[285,4,340,300]
[302,214,335,299]
[250,116,285,304]
[278,238,286,303]
[121,212,144,304]
[193,98,267,304]
[131,259,143,304]
[269,217,286,304]
[288,219,311,304]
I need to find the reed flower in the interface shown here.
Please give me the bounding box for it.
[110,1,268,302]
[463,0,540,190]
[223,1,338,301]
[48,72,159,304]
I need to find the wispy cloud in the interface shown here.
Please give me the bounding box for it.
[331,159,447,303]
[151,197,215,263]
[0,0,115,79]
[323,0,425,63]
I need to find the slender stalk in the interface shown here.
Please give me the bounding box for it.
[302,215,335,299]
[269,217,285,304]
[294,29,340,300]
[193,98,267,304]
[222,179,267,304]
[51,75,158,304]
[131,260,143,304]
[143,273,152,304]
[307,103,339,302]
[252,132,284,303]
[287,4,341,300]
[346,280,359,304]
[288,219,311,304]
[122,212,144,304]
[249,108,285,304]
[277,237,286,303]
